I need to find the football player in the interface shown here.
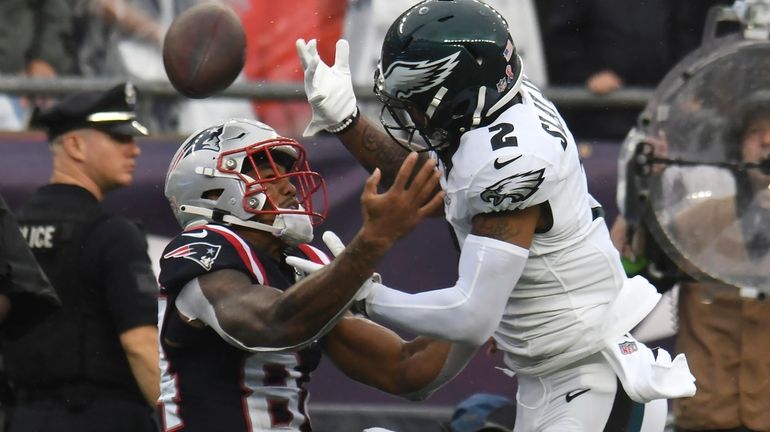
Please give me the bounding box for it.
[295,0,696,430]
[157,118,478,432]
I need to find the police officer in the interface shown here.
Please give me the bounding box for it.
[3,83,159,432]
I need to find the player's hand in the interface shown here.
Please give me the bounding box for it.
[360,153,444,249]
[296,38,357,137]
[285,231,380,302]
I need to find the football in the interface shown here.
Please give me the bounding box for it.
[163,2,246,99]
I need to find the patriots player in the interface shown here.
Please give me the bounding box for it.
[158,118,478,432]
[295,0,696,430]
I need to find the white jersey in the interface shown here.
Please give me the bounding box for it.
[439,79,627,375]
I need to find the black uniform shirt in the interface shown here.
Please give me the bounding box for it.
[0,194,59,324]
[5,183,158,395]
[25,184,157,332]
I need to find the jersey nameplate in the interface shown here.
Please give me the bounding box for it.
[522,79,569,150]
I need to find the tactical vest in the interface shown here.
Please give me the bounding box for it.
[4,197,139,400]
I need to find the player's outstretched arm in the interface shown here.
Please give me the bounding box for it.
[362,207,540,346]
[178,154,444,351]
[322,314,478,400]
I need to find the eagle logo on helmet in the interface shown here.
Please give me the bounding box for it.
[480,169,545,206]
[383,51,461,99]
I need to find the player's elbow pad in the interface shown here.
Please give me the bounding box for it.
[366,234,528,346]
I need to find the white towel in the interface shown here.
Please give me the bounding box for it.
[600,275,662,344]
[602,333,696,403]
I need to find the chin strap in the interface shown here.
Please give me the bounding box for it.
[180,204,283,235]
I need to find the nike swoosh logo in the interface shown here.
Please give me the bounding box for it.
[182,230,208,239]
[493,155,522,170]
[565,388,590,403]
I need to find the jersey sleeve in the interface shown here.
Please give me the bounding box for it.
[159,226,259,296]
[465,152,561,216]
[90,216,158,332]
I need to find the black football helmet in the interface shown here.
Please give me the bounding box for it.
[374,0,522,155]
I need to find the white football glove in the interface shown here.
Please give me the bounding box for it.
[295,38,358,137]
[285,231,379,302]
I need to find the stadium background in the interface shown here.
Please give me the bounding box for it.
[0,0,677,428]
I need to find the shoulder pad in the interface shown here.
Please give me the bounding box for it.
[159,225,267,292]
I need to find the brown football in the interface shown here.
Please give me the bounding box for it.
[163,2,246,99]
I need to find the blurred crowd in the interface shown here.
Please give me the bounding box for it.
[0,0,730,140]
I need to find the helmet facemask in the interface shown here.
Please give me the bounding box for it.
[374,66,452,154]
[217,139,325,224]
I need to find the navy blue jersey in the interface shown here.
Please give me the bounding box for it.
[158,224,328,432]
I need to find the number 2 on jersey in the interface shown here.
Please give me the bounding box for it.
[489,123,518,150]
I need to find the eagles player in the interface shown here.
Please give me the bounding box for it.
[296,0,696,430]
[158,118,479,432]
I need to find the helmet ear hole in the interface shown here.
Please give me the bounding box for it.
[202,189,224,200]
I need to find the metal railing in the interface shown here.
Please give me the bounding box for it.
[0,76,654,109]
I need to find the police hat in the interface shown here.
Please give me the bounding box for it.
[30,82,149,140]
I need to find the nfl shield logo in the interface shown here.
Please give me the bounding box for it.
[618,341,638,355]
[497,78,507,93]
[503,39,514,61]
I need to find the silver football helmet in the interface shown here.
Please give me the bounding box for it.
[164,118,327,242]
